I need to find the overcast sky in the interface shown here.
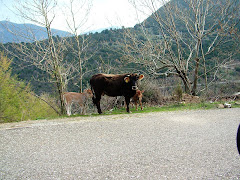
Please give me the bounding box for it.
[0,0,163,33]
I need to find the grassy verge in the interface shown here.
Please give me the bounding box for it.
[6,100,239,122]
[101,100,240,115]
[28,100,240,121]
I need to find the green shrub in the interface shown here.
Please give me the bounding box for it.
[174,83,183,102]
[0,52,58,123]
[138,79,164,105]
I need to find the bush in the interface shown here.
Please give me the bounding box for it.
[0,52,57,123]
[173,83,183,102]
[138,79,165,105]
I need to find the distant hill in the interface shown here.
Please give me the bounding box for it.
[85,26,120,34]
[0,21,71,43]
[0,0,239,95]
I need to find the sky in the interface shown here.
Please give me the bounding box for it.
[0,0,161,33]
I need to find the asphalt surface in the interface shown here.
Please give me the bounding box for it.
[0,108,240,179]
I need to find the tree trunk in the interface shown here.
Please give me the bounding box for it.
[192,57,200,96]
[175,67,192,94]
[46,25,65,115]
[180,74,191,94]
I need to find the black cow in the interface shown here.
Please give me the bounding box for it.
[90,73,144,114]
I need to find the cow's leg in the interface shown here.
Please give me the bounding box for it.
[66,103,71,116]
[81,104,87,115]
[135,100,138,111]
[83,106,86,115]
[96,98,102,114]
[125,97,131,113]
[79,105,83,115]
[66,105,69,116]
[139,98,143,110]
[93,94,102,114]
[78,102,83,115]
[81,105,85,115]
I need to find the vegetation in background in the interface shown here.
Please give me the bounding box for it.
[91,100,240,116]
[123,0,240,96]
[0,52,57,123]
[174,83,183,103]
[0,0,239,122]
[0,50,238,123]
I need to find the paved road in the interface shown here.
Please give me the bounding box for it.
[0,108,240,179]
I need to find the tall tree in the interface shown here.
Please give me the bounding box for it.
[64,0,94,92]
[124,0,240,95]
[11,0,67,114]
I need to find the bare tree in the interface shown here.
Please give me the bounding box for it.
[5,0,69,114]
[1,0,97,114]
[63,0,95,93]
[124,0,240,95]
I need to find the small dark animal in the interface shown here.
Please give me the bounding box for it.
[90,73,144,114]
[132,90,144,110]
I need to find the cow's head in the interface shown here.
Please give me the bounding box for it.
[124,73,144,90]
[84,89,93,98]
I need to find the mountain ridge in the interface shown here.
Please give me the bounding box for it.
[0,21,72,43]
[0,0,239,95]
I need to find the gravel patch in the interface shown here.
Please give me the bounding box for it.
[0,108,240,179]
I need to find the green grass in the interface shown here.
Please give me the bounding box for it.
[32,100,240,121]
[101,100,240,115]
[12,100,240,122]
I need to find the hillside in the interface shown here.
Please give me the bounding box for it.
[132,0,240,95]
[0,21,71,43]
[0,27,127,94]
[1,0,239,96]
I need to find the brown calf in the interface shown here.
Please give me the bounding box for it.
[132,90,144,110]
[63,89,93,116]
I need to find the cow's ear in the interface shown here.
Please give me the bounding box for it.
[139,74,144,80]
[124,77,130,83]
